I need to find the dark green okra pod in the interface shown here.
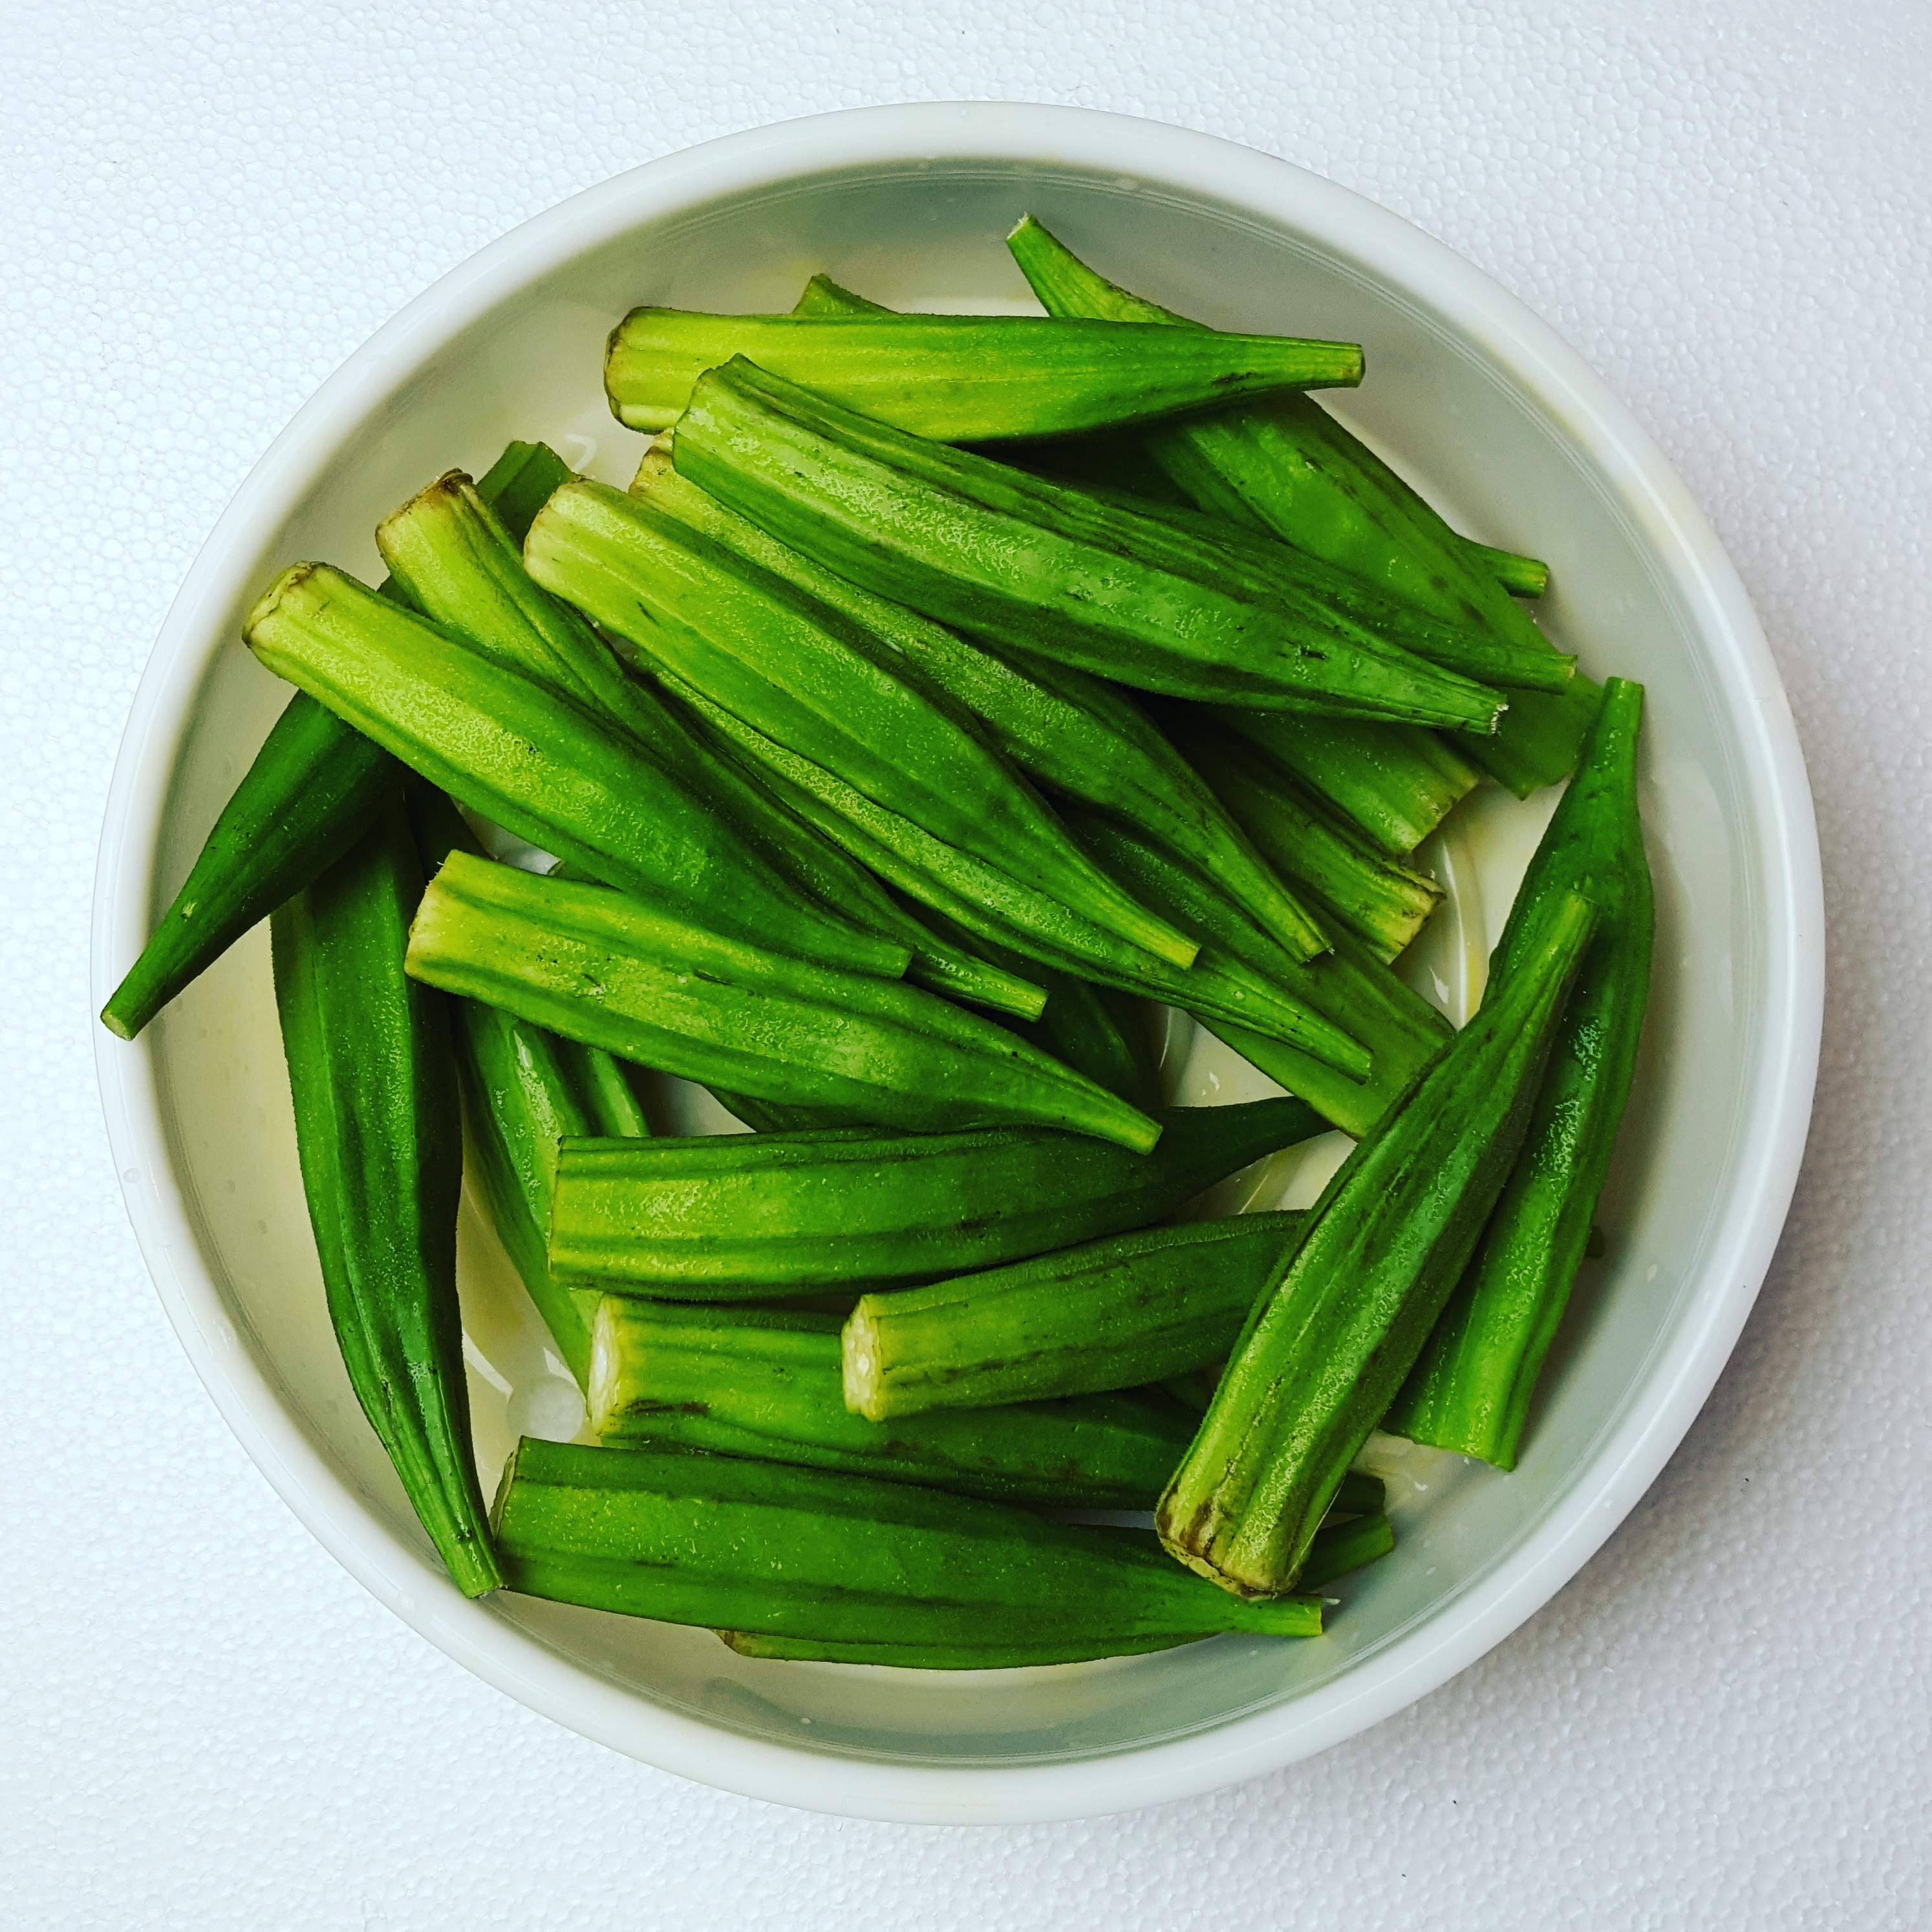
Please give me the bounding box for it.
[671,358,1507,729]
[1157,891,1598,1596]
[403,852,1158,1150]
[489,1440,1323,1649]
[548,1099,1324,1297]
[271,793,500,1597]
[1386,679,1653,1468]
[711,1508,1391,1669]
[587,1301,1198,1507]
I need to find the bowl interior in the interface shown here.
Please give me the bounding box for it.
[116,143,1788,1792]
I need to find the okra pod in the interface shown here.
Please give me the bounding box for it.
[841,1212,1303,1418]
[587,1302,1197,1506]
[605,307,1362,440]
[625,445,1327,961]
[1157,891,1598,1596]
[244,563,910,981]
[524,478,1196,969]
[404,852,1158,1149]
[1198,705,1479,859]
[489,1440,1322,1646]
[1386,679,1653,1468]
[100,441,568,1040]
[1165,720,1443,961]
[1006,215,1591,795]
[714,1510,1390,1666]
[672,359,1507,729]
[270,794,500,1596]
[548,1097,1324,1296]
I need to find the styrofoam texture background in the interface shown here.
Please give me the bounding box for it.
[3,2,1925,1926]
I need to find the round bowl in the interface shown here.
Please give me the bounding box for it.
[91,103,1823,1823]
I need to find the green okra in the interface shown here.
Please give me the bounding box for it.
[1157,890,1599,1597]
[407,788,650,1388]
[1197,704,1479,858]
[1005,215,1590,795]
[489,1439,1323,1647]
[99,441,570,1042]
[524,478,1196,971]
[243,563,910,982]
[405,851,1157,1150]
[711,1508,1390,1668]
[1386,678,1653,1469]
[652,667,1331,1049]
[270,794,500,1597]
[785,266,1204,511]
[625,443,1327,961]
[840,1212,1304,1418]
[1165,720,1443,962]
[548,1097,1324,1297]
[605,306,1362,441]
[587,1301,1198,1506]
[672,358,1507,729]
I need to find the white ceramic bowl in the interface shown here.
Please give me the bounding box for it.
[92,103,1822,1824]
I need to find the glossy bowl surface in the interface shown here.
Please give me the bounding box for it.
[92,103,1822,1823]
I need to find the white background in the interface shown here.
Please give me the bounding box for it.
[5,3,1927,1926]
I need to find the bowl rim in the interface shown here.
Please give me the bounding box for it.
[91,100,1824,1825]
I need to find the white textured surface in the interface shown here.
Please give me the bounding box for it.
[4,2,1925,1924]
